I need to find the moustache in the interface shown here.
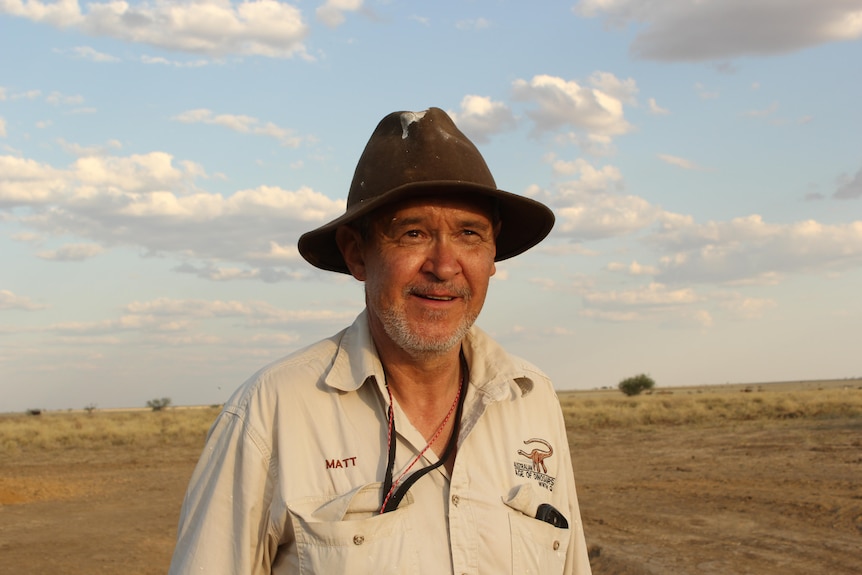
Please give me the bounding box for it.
[405,284,472,300]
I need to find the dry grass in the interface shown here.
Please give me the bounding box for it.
[4,381,861,456]
[559,385,862,429]
[0,407,220,456]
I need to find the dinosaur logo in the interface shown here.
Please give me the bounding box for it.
[518,438,554,473]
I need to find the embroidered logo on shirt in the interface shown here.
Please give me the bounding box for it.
[514,438,556,491]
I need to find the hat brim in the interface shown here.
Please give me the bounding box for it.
[298,181,555,274]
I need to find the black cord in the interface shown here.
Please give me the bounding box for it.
[380,353,468,513]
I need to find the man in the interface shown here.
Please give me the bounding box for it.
[169,107,592,574]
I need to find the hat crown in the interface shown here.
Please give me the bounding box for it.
[348,107,496,206]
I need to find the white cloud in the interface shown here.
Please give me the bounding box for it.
[744,101,780,118]
[32,298,354,344]
[573,0,862,61]
[583,282,700,306]
[37,242,104,261]
[555,192,659,240]
[549,157,623,192]
[455,17,490,31]
[652,215,862,283]
[141,55,212,67]
[172,109,304,147]
[56,138,123,157]
[0,0,310,59]
[317,0,362,28]
[125,297,352,324]
[694,82,719,100]
[718,294,777,319]
[0,117,6,137]
[8,89,41,101]
[657,154,707,171]
[72,152,201,193]
[529,158,666,241]
[512,73,635,144]
[60,45,120,62]
[535,243,597,257]
[0,289,46,311]
[11,232,43,243]
[578,282,714,327]
[588,71,638,106]
[1,149,345,280]
[648,98,669,115]
[448,95,516,144]
[0,155,70,205]
[45,91,84,106]
[251,240,300,262]
[578,308,643,323]
[607,260,659,276]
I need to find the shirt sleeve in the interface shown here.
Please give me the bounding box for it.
[168,407,279,575]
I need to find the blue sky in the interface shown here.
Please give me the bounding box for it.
[1,0,860,412]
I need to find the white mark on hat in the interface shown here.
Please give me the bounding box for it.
[400,110,427,139]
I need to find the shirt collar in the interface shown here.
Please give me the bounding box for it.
[323,310,535,401]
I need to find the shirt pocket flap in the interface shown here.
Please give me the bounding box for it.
[289,483,414,523]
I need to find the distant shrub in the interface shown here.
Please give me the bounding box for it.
[146,397,172,412]
[26,408,42,416]
[618,374,656,397]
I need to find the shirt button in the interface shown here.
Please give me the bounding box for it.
[451,494,460,506]
[353,535,365,545]
[553,540,560,550]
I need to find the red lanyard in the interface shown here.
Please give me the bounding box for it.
[379,353,467,514]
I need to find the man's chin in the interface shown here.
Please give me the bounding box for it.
[388,326,467,357]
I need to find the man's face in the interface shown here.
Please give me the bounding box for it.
[339,195,499,358]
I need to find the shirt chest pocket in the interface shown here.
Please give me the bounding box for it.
[287,483,419,575]
[503,483,570,575]
[507,512,569,574]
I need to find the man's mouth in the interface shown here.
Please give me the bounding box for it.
[421,294,455,301]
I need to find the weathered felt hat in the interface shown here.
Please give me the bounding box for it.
[297,107,555,273]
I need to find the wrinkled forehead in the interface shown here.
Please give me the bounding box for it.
[370,193,499,228]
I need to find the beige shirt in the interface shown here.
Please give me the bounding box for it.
[169,311,591,575]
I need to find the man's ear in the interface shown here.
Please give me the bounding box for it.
[335,225,367,281]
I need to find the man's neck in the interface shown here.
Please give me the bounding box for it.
[383,349,461,400]
[375,337,464,443]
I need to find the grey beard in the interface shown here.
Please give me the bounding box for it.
[379,288,478,357]
[371,281,477,357]
[378,305,477,357]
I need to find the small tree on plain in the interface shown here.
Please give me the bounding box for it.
[147,397,172,412]
[618,374,655,396]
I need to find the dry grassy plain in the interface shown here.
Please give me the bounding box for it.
[2,379,861,574]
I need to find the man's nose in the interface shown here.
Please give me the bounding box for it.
[420,239,462,280]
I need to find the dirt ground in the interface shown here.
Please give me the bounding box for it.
[1,417,860,574]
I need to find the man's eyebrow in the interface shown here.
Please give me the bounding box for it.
[381,210,494,230]
[387,215,425,228]
[385,214,493,231]
[457,216,494,230]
